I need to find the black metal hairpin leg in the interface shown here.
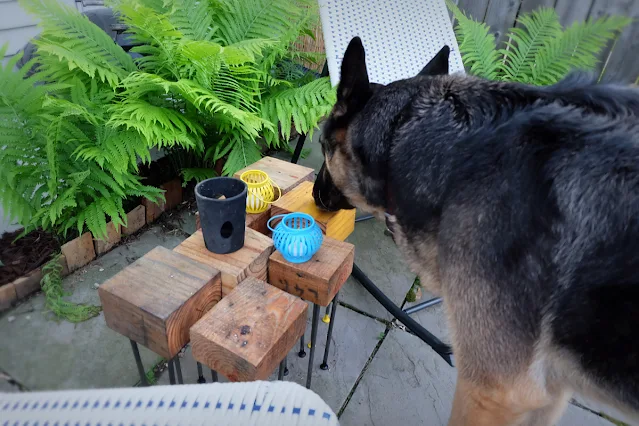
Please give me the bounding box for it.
[298,334,307,358]
[197,362,206,383]
[305,304,320,389]
[278,356,287,380]
[291,133,308,165]
[130,340,149,387]
[351,264,453,365]
[174,356,184,384]
[320,292,339,370]
[211,369,218,382]
[403,297,443,315]
[167,359,176,385]
[322,305,331,324]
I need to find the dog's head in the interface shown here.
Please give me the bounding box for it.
[313,37,450,212]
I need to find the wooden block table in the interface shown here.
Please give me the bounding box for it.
[271,181,356,241]
[174,228,274,297]
[191,277,307,382]
[98,246,222,385]
[269,236,355,388]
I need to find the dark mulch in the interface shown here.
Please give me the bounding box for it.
[0,229,60,286]
[139,155,180,188]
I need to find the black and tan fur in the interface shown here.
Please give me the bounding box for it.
[313,37,639,425]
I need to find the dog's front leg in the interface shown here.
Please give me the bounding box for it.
[448,376,529,426]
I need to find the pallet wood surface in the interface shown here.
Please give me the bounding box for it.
[271,181,356,241]
[234,156,314,195]
[269,236,354,306]
[98,246,222,359]
[173,229,274,296]
[190,277,307,382]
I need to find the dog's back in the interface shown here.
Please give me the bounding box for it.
[389,74,639,420]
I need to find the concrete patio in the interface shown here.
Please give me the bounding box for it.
[0,133,628,425]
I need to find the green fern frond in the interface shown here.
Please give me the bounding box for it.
[215,0,314,45]
[532,16,631,85]
[166,0,217,41]
[221,39,275,65]
[0,176,34,224]
[262,77,335,146]
[445,0,500,79]
[498,8,562,83]
[20,0,135,86]
[108,98,202,148]
[41,253,102,323]
[223,135,263,176]
[181,168,217,186]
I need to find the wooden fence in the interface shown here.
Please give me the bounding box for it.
[302,0,638,84]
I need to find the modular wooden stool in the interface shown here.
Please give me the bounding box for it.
[195,157,315,235]
[174,228,274,297]
[190,277,308,382]
[269,236,355,388]
[98,246,222,386]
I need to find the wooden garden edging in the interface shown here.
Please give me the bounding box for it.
[0,178,183,312]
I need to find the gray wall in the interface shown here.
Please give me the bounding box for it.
[0,0,106,65]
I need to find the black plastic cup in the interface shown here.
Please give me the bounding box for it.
[195,177,247,254]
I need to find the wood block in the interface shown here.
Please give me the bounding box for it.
[195,211,201,231]
[161,179,183,210]
[174,229,274,296]
[94,221,121,255]
[99,246,221,359]
[61,232,96,272]
[234,156,314,195]
[269,237,354,306]
[246,208,271,236]
[122,205,145,236]
[190,277,307,382]
[142,197,165,224]
[271,181,356,241]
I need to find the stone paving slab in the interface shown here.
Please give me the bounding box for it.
[156,302,385,414]
[339,329,615,426]
[163,206,198,236]
[0,225,186,391]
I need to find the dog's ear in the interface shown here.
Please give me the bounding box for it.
[335,37,370,117]
[418,45,450,76]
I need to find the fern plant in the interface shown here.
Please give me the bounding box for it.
[0,46,164,239]
[4,0,334,239]
[445,1,631,85]
[109,0,335,178]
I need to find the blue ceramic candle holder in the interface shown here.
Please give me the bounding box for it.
[267,213,324,263]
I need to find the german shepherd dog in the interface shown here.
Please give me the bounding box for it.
[313,37,639,426]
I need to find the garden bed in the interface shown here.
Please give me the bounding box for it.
[0,170,186,312]
[0,229,60,286]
